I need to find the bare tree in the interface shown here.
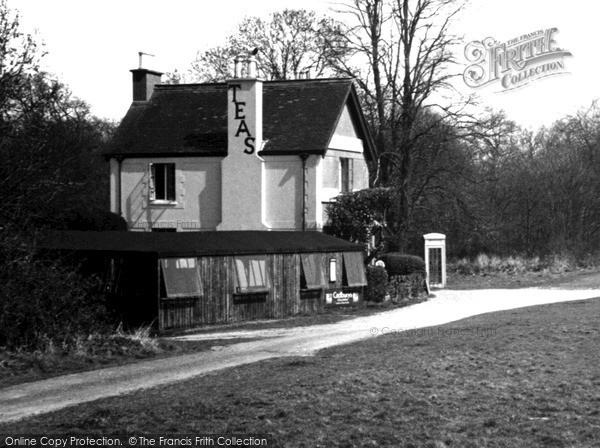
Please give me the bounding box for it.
[328,0,472,249]
[184,9,349,82]
[0,0,43,123]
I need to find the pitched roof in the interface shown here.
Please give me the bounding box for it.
[106,78,375,160]
[39,230,364,257]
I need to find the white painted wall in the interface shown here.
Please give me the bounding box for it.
[218,78,266,231]
[264,156,302,230]
[117,157,222,231]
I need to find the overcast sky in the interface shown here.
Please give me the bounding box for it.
[9,0,600,130]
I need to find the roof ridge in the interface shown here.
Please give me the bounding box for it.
[154,77,354,90]
[154,82,226,90]
[265,77,354,84]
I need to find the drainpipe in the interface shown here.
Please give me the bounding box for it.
[300,153,309,231]
[116,156,123,216]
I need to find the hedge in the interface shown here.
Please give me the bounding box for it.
[365,266,388,302]
[377,253,426,276]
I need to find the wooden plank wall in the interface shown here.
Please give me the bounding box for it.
[158,251,359,331]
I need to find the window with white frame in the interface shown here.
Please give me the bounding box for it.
[340,158,353,193]
[150,163,176,202]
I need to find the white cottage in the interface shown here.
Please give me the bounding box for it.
[105,56,376,232]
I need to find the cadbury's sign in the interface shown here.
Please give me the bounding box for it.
[325,290,359,306]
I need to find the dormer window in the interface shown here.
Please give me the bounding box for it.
[149,163,176,202]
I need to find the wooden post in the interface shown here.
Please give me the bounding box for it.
[156,256,162,332]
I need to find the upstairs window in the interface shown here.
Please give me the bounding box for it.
[340,158,353,193]
[150,163,176,202]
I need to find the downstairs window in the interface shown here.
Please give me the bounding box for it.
[160,257,202,297]
[234,255,270,293]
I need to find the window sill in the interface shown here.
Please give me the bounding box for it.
[235,288,269,294]
[149,200,178,206]
[233,291,268,304]
[160,296,199,309]
[300,288,322,300]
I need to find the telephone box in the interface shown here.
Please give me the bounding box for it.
[424,233,446,288]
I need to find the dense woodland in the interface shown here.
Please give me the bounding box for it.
[0,0,117,348]
[1,0,599,347]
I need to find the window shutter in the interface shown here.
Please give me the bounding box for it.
[301,253,325,288]
[234,256,269,292]
[160,258,203,298]
[149,163,156,201]
[343,252,367,286]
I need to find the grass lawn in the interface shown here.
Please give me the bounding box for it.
[446,266,600,290]
[2,297,599,447]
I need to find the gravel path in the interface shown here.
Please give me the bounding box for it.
[1,287,599,423]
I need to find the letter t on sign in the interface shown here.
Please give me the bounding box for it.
[229,84,241,102]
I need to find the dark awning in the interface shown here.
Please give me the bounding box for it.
[38,230,364,257]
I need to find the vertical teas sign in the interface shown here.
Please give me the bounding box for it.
[228,83,256,155]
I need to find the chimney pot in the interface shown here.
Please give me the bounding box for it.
[247,56,257,78]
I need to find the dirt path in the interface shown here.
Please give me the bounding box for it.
[1,287,599,423]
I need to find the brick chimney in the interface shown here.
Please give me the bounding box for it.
[130,68,163,101]
[218,53,266,230]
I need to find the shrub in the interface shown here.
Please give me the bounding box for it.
[452,257,475,275]
[37,206,128,231]
[323,187,392,245]
[0,234,116,350]
[377,253,426,277]
[0,326,160,381]
[365,266,388,302]
[449,253,582,276]
[388,273,427,303]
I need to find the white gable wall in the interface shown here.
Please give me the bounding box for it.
[316,103,370,229]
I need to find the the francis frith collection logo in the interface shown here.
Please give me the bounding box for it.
[463,27,572,91]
